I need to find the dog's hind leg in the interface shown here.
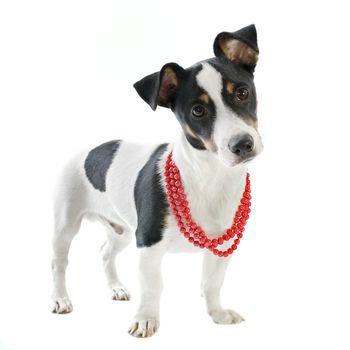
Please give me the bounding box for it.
[99,216,132,301]
[51,212,82,314]
[51,157,87,314]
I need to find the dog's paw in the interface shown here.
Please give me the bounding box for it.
[52,297,73,314]
[128,318,160,338]
[111,286,130,301]
[210,309,245,324]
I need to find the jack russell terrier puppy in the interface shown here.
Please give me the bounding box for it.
[51,24,263,338]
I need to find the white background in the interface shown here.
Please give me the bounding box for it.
[0,0,349,349]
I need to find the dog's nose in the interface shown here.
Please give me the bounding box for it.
[228,135,254,157]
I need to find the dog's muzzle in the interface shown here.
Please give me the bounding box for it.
[228,134,254,160]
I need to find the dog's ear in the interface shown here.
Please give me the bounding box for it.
[133,63,185,111]
[213,24,259,72]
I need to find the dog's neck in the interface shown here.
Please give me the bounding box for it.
[172,133,247,191]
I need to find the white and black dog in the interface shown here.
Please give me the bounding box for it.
[52,24,263,337]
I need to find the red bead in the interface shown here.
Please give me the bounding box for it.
[232,244,237,250]
[174,174,180,180]
[173,167,179,173]
[218,237,224,245]
[213,249,219,255]
[189,237,194,243]
[223,251,228,257]
[184,232,190,238]
[194,240,199,246]
[174,200,181,206]
[228,248,233,254]
[223,234,230,241]
[199,243,205,249]
[227,229,235,238]
[177,187,184,193]
[180,227,186,233]
[237,223,244,230]
[212,239,218,247]
[237,232,243,239]
[172,193,179,199]
[218,251,223,257]
[175,180,181,187]
[194,228,201,234]
[241,198,249,205]
[170,180,175,186]
[184,214,191,221]
[234,238,240,245]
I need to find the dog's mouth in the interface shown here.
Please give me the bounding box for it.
[242,157,255,164]
[220,152,258,168]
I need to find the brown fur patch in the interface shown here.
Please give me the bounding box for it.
[159,67,178,103]
[226,82,235,94]
[202,138,218,152]
[219,37,259,66]
[245,117,258,129]
[184,125,198,138]
[184,125,217,152]
[199,93,209,104]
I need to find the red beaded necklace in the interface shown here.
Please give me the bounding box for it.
[164,151,251,257]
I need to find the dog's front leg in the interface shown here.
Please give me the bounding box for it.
[128,246,165,338]
[201,251,245,324]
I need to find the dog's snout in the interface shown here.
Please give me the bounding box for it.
[228,135,254,157]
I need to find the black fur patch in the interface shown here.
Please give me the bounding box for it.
[208,58,257,119]
[134,143,169,247]
[84,140,121,192]
[172,65,217,150]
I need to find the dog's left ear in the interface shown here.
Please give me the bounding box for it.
[133,63,185,111]
[214,24,259,72]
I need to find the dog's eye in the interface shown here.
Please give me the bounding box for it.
[235,87,249,101]
[191,104,207,118]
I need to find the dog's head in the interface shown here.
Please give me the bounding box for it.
[134,24,263,167]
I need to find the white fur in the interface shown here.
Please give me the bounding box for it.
[51,63,261,336]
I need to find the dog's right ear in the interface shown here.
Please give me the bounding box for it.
[214,24,259,72]
[133,63,185,111]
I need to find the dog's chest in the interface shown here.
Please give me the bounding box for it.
[163,162,246,253]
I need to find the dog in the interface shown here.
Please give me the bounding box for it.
[51,24,263,338]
